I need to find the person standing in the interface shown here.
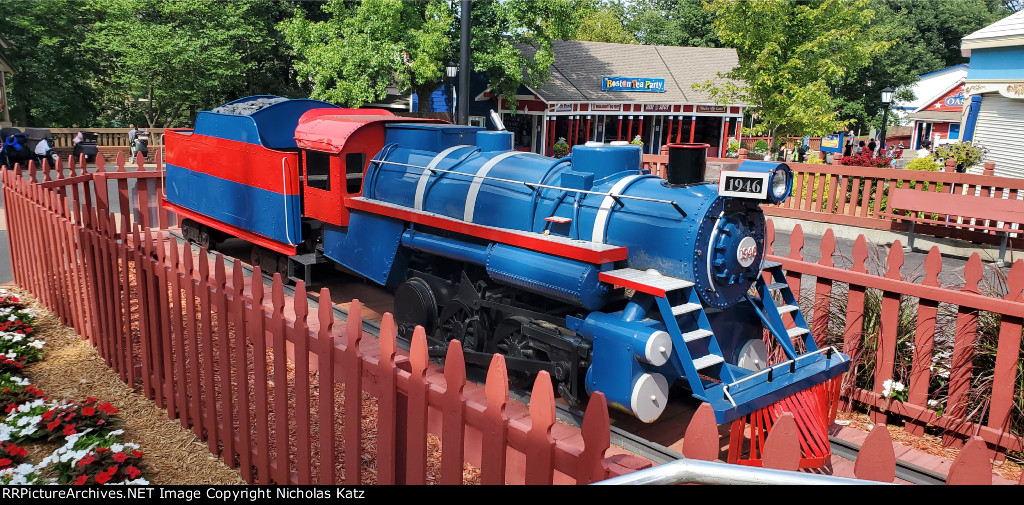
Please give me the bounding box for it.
[868,138,877,155]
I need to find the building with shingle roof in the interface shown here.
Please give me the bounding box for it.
[478,40,746,156]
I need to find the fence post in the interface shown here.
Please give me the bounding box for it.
[944,254,983,448]
[871,242,904,424]
[737,148,748,160]
[944,158,956,173]
[853,424,896,482]
[982,161,995,177]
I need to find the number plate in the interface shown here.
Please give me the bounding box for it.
[718,171,769,199]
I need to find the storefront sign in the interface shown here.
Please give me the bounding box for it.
[553,103,573,112]
[695,105,726,113]
[944,91,965,108]
[591,104,621,112]
[820,133,844,153]
[643,104,672,112]
[601,76,666,93]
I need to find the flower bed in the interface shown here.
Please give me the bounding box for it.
[0,290,150,485]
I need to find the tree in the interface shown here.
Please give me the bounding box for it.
[696,0,890,140]
[86,0,299,127]
[280,0,456,113]
[575,3,636,44]
[625,0,721,48]
[0,1,99,126]
[834,0,1009,132]
[280,0,594,113]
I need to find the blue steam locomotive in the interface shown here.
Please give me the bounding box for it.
[164,96,849,424]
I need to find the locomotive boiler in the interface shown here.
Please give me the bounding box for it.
[163,96,849,425]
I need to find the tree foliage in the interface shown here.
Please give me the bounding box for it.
[697,0,891,139]
[625,0,721,47]
[834,0,1008,132]
[575,3,637,44]
[86,0,302,128]
[0,1,99,127]
[280,0,593,113]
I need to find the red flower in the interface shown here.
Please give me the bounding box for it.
[0,458,12,468]
[86,397,98,403]
[126,466,141,479]
[77,455,95,467]
[131,450,145,458]
[63,424,77,436]
[6,444,27,458]
[75,475,89,485]
[81,407,96,416]
[95,472,112,485]
[1,388,8,393]
[98,403,117,414]
[96,447,109,453]
[107,465,119,474]
[41,410,54,421]
[113,452,128,463]
[46,420,60,431]
[4,404,15,414]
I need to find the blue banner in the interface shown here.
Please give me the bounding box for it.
[820,133,844,153]
[601,76,667,93]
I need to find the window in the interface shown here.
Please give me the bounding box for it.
[305,150,331,191]
[345,152,366,194]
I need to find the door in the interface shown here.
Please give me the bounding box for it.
[302,149,344,225]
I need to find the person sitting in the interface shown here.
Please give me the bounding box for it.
[856,140,865,155]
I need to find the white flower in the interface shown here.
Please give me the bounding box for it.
[882,379,894,398]
[109,429,124,436]
[928,399,939,407]
[27,340,44,349]
[110,443,124,453]
[892,381,905,393]
[12,376,29,386]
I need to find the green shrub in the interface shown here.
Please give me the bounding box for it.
[905,157,939,172]
[749,139,769,159]
[934,142,987,172]
[553,137,569,158]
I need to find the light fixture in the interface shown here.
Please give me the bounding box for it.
[445,61,458,79]
[881,87,894,106]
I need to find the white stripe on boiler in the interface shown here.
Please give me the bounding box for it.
[591,174,644,244]
[464,151,525,223]
[414,145,472,211]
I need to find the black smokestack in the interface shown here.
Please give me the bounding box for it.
[666,143,709,186]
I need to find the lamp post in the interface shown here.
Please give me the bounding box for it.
[445,61,458,120]
[879,87,894,151]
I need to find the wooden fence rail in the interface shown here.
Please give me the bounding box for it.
[642,153,1024,249]
[2,153,1020,484]
[766,221,1024,458]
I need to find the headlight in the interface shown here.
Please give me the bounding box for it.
[771,169,789,201]
[731,161,792,205]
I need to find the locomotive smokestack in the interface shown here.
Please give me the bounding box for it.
[665,143,709,187]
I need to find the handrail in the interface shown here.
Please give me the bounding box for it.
[369,158,688,217]
[721,346,846,407]
[592,456,883,485]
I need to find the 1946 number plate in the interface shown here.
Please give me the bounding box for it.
[718,171,769,199]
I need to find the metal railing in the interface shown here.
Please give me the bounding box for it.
[592,457,884,485]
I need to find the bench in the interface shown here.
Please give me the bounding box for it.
[882,187,1024,266]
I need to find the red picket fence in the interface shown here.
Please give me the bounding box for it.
[766,222,1024,458]
[1,153,1019,484]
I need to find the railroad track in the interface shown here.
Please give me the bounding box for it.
[181,235,947,485]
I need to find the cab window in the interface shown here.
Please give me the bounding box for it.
[345,152,366,194]
[305,150,331,191]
